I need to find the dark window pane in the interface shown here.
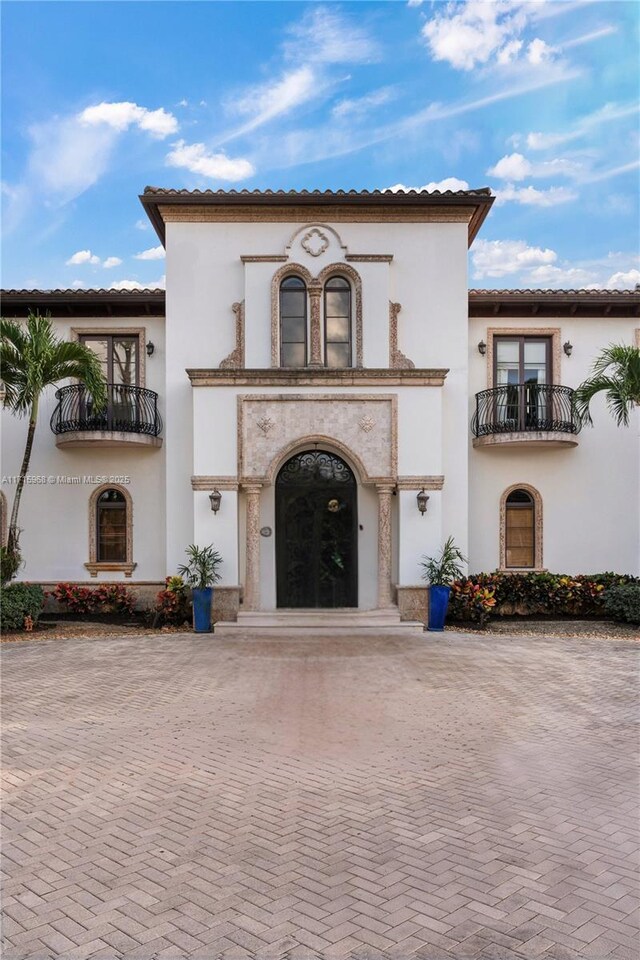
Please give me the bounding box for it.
[280,290,306,317]
[282,276,305,289]
[506,489,533,505]
[325,290,350,316]
[112,339,138,386]
[326,343,350,368]
[326,316,349,342]
[325,277,349,289]
[281,316,306,343]
[97,501,126,562]
[281,343,305,367]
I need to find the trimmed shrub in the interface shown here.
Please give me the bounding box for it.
[1,583,45,630]
[447,571,639,625]
[154,576,190,626]
[51,582,137,616]
[603,584,640,625]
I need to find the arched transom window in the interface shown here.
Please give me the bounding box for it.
[324,276,352,368]
[280,276,307,367]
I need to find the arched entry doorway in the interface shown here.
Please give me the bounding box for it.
[276,450,358,608]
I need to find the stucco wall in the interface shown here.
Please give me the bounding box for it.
[0,314,166,583]
[468,315,639,575]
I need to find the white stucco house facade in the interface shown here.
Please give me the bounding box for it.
[2,187,639,624]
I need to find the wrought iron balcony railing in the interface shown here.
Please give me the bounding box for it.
[471,383,581,438]
[51,383,163,438]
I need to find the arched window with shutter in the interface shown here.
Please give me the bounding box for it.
[500,484,543,570]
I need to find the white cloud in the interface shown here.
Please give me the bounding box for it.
[226,67,317,139]
[165,140,254,181]
[407,0,424,6]
[66,249,100,266]
[284,7,379,65]
[606,268,640,288]
[102,257,122,269]
[488,153,532,180]
[135,219,149,231]
[493,184,578,206]
[109,275,166,291]
[488,152,584,181]
[333,87,395,119]
[421,2,555,72]
[79,101,178,139]
[71,280,86,289]
[526,38,554,64]
[525,101,639,150]
[134,245,165,261]
[472,239,557,279]
[386,177,470,193]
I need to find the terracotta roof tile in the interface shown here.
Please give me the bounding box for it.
[143,186,492,198]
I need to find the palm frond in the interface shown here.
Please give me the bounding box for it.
[574,344,640,427]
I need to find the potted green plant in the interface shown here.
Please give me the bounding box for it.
[177,544,223,633]
[420,536,467,632]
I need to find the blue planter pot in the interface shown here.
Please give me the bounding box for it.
[427,585,451,632]
[192,587,214,632]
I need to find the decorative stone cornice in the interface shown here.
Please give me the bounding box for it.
[396,476,445,490]
[187,368,448,386]
[346,254,393,263]
[191,476,239,491]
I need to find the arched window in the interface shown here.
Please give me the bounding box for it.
[505,488,536,568]
[97,489,127,562]
[324,276,352,368]
[280,276,307,367]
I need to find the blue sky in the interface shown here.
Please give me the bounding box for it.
[2,0,639,291]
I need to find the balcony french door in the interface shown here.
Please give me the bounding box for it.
[494,337,551,430]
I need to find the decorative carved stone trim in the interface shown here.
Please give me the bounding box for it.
[396,476,445,490]
[70,327,147,386]
[240,255,287,262]
[285,223,348,258]
[160,203,476,224]
[308,280,323,366]
[0,490,7,546]
[270,262,315,367]
[359,415,376,433]
[219,301,245,369]
[84,561,137,578]
[346,254,393,262]
[375,484,395,608]
[237,394,398,484]
[241,483,263,611]
[87,482,135,576]
[191,476,239,491]
[257,416,275,434]
[316,262,363,369]
[302,228,330,257]
[188,368,447,386]
[389,302,415,369]
[499,482,543,571]
[485,327,562,387]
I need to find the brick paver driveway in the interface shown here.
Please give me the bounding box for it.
[2,631,638,959]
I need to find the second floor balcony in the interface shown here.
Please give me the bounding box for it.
[51,383,163,448]
[471,383,581,449]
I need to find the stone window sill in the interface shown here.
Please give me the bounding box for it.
[85,562,137,578]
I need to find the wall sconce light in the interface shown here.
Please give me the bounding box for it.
[477,340,487,356]
[563,341,573,357]
[209,489,222,514]
[416,489,429,516]
[146,341,155,357]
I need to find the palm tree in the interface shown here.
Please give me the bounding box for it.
[574,344,640,427]
[1,311,106,561]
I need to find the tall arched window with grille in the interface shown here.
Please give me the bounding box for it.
[280,276,307,367]
[324,276,352,368]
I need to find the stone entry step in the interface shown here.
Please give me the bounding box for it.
[214,607,426,636]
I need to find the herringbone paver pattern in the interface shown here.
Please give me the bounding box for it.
[1,631,638,959]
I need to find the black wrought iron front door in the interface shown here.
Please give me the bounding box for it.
[276,451,357,608]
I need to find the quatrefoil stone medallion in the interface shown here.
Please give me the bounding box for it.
[301,228,329,258]
[257,416,275,435]
[359,415,376,433]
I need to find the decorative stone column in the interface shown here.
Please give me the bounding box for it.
[308,281,323,366]
[243,484,262,611]
[376,484,394,608]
